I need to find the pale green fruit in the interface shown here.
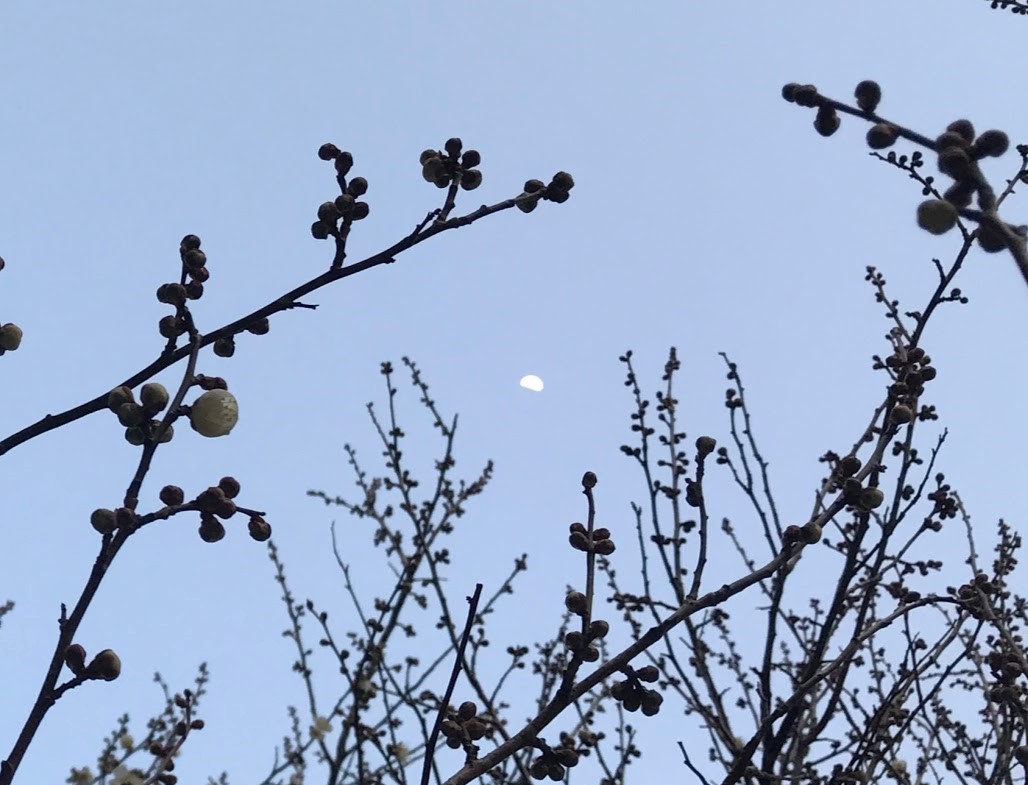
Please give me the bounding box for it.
[0,323,23,351]
[916,199,958,235]
[190,389,239,437]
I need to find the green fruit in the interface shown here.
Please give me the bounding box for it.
[0,323,23,351]
[916,200,958,235]
[190,389,239,437]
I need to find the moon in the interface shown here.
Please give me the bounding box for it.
[519,374,544,392]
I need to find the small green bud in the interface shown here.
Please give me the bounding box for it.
[140,383,170,413]
[107,386,135,413]
[117,402,145,428]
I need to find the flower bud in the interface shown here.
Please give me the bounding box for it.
[0,323,23,351]
[65,643,87,676]
[107,386,135,413]
[86,649,122,681]
[160,485,185,506]
[190,389,239,437]
[140,383,170,413]
[248,516,272,541]
[90,508,117,534]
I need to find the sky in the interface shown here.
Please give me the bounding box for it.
[1,2,1027,784]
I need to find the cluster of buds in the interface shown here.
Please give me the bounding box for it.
[568,522,615,555]
[183,476,270,543]
[311,144,370,239]
[145,690,204,785]
[956,572,998,621]
[107,383,174,446]
[439,701,489,750]
[107,377,240,445]
[515,171,575,213]
[609,664,663,716]
[64,644,121,681]
[528,739,580,781]
[213,315,269,359]
[563,619,608,663]
[157,234,210,340]
[883,345,937,428]
[420,137,483,191]
[89,506,140,535]
[985,647,1027,710]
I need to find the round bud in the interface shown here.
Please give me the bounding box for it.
[444,137,463,157]
[219,476,241,498]
[946,119,975,144]
[515,194,538,213]
[523,179,546,194]
[157,283,187,306]
[813,107,840,137]
[464,719,486,740]
[248,516,272,542]
[318,143,341,161]
[781,82,800,102]
[890,404,914,424]
[581,646,599,662]
[460,169,483,190]
[117,402,145,428]
[587,619,609,639]
[90,508,117,534]
[140,383,170,413]
[593,539,616,555]
[563,631,583,651]
[916,199,958,235]
[640,689,664,716]
[334,151,354,177]
[199,514,226,543]
[783,525,803,544]
[419,149,440,165]
[124,427,146,446]
[581,471,597,489]
[310,221,330,240]
[107,386,135,413]
[973,129,1009,158]
[154,422,173,443]
[554,748,579,767]
[859,487,885,510]
[569,530,590,551]
[213,336,235,358]
[317,201,340,222]
[159,485,185,506]
[792,84,819,107]
[696,436,717,456]
[334,193,355,213]
[87,649,121,681]
[977,223,1007,253]
[351,202,370,220]
[185,281,204,300]
[458,701,477,721]
[854,80,881,113]
[158,315,180,339]
[565,591,587,614]
[180,234,201,252]
[247,317,270,335]
[65,643,87,675]
[843,477,864,502]
[938,147,971,179]
[866,123,898,150]
[636,665,660,683]
[0,323,23,351]
[461,150,481,168]
[347,177,369,197]
[189,265,210,283]
[838,455,862,478]
[189,389,239,437]
[551,171,575,191]
[182,249,206,271]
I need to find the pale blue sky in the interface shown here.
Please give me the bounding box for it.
[1,3,1026,783]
